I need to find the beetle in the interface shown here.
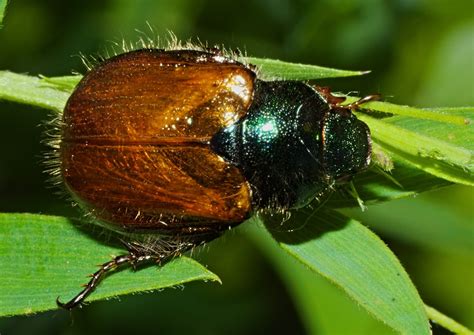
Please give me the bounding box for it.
[56,48,378,309]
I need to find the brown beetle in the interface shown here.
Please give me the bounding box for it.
[57,48,376,309]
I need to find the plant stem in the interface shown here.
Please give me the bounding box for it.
[425,304,474,335]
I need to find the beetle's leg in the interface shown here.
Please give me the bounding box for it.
[56,251,158,310]
[56,233,219,310]
[314,86,346,106]
[56,240,192,310]
[314,85,381,111]
[342,94,381,111]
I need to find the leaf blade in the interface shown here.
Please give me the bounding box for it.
[40,75,82,92]
[350,99,471,125]
[243,57,367,80]
[0,213,220,316]
[245,224,396,334]
[357,113,473,186]
[0,0,7,28]
[0,71,70,112]
[261,210,430,334]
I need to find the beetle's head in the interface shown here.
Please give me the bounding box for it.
[321,110,371,182]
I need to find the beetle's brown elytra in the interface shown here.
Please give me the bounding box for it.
[62,50,255,234]
[56,47,377,309]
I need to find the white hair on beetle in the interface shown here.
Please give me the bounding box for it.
[78,25,257,76]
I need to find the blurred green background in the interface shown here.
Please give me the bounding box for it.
[0,0,472,334]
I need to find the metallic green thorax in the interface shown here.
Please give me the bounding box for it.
[211,80,371,210]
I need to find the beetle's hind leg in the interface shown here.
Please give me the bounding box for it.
[56,252,149,310]
[56,234,216,310]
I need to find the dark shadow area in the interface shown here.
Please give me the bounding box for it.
[328,162,452,209]
[262,207,350,245]
[66,216,129,250]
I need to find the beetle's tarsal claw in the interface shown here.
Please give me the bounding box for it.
[56,296,73,310]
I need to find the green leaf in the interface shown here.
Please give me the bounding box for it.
[348,98,471,125]
[243,57,367,80]
[245,224,396,334]
[260,210,430,334]
[40,75,82,92]
[0,71,70,112]
[386,111,474,152]
[427,106,474,115]
[0,213,220,317]
[0,0,7,28]
[357,112,473,186]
